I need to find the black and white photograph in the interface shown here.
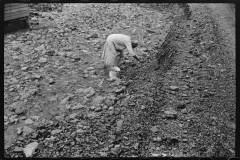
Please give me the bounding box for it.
[4,3,236,158]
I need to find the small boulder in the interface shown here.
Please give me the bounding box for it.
[72,103,84,110]
[181,108,188,114]
[15,108,25,115]
[51,129,62,135]
[146,29,156,33]
[23,142,39,157]
[22,126,34,136]
[95,107,102,112]
[169,86,179,91]
[164,110,178,119]
[90,106,96,110]
[14,146,23,152]
[176,102,186,109]
[150,126,158,133]
[25,118,33,125]
[38,57,48,63]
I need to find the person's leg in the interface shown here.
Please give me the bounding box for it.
[110,52,122,79]
[116,51,123,66]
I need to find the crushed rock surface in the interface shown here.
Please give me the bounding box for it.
[4,3,235,158]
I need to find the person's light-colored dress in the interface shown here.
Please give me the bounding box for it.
[102,34,137,67]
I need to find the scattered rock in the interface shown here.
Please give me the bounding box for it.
[22,126,34,136]
[150,126,158,133]
[109,110,114,115]
[227,122,236,130]
[15,108,25,115]
[203,90,215,97]
[105,94,116,106]
[59,95,74,105]
[31,116,40,121]
[48,143,53,148]
[164,110,178,119]
[111,146,120,156]
[9,115,18,124]
[14,146,23,152]
[133,142,139,149]
[34,74,41,79]
[66,52,73,57]
[65,28,71,32]
[89,70,97,75]
[183,130,188,134]
[179,123,184,127]
[18,137,24,141]
[176,102,186,109]
[140,48,148,52]
[76,129,85,133]
[23,142,39,157]
[115,87,125,94]
[131,29,137,34]
[34,45,45,51]
[182,138,188,142]
[31,132,38,139]
[86,33,98,39]
[17,127,22,134]
[90,106,96,110]
[56,115,64,121]
[229,149,235,154]
[69,113,77,119]
[181,108,188,114]
[152,153,161,157]
[169,86,179,91]
[49,78,55,84]
[114,108,121,115]
[109,106,114,110]
[141,105,146,110]
[95,107,102,112]
[25,118,34,124]
[72,103,84,110]
[92,96,105,106]
[87,67,95,70]
[162,153,167,157]
[9,88,15,92]
[83,74,89,78]
[21,66,28,71]
[78,87,95,98]
[99,151,108,157]
[58,52,66,56]
[45,50,55,56]
[102,105,108,110]
[146,29,156,33]
[116,119,124,131]
[181,93,188,97]
[38,57,48,63]
[51,129,62,135]
[153,137,162,142]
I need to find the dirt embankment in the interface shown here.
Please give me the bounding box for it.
[154,3,235,157]
[122,3,235,157]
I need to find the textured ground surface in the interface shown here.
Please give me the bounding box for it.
[4,3,235,158]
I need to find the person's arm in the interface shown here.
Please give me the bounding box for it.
[125,41,136,56]
[125,41,141,62]
[133,55,140,62]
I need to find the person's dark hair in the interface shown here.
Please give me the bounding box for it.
[131,40,138,48]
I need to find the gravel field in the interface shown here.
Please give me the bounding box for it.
[4,3,235,158]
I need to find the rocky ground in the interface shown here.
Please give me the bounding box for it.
[4,3,235,158]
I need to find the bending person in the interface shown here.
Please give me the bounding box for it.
[102,34,140,80]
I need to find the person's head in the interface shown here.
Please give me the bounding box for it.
[131,40,138,49]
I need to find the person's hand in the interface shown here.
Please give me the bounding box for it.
[133,55,141,63]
